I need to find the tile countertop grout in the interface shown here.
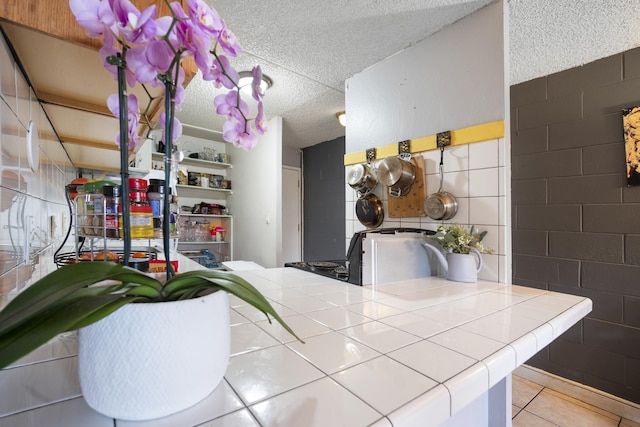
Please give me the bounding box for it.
[0,258,592,427]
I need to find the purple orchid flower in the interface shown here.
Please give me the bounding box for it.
[110,0,157,45]
[186,0,224,38]
[223,118,258,151]
[107,93,140,149]
[251,66,263,101]
[255,101,268,134]
[202,55,238,90]
[159,111,183,142]
[218,27,242,57]
[69,0,114,37]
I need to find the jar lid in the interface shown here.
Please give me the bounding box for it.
[128,178,148,190]
[129,191,148,199]
[149,179,165,186]
[83,181,97,192]
[102,185,121,197]
[93,180,117,191]
[147,184,165,194]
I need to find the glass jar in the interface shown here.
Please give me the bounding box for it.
[75,184,87,234]
[82,181,97,235]
[147,183,165,238]
[92,181,117,237]
[103,185,121,238]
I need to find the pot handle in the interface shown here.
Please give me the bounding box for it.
[469,248,483,273]
[388,187,402,198]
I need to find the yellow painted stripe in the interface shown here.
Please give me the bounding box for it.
[344,120,504,165]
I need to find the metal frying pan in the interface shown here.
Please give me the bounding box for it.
[356,193,384,228]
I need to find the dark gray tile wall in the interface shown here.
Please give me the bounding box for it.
[511,47,640,404]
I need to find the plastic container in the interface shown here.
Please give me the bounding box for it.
[119,205,153,239]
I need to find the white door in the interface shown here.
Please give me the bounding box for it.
[282,166,301,263]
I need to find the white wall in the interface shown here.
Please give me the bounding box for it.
[345,1,504,153]
[227,117,283,268]
[344,1,509,282]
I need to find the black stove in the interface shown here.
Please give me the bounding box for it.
[284,260,350,282]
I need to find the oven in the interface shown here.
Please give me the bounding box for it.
[285,228,437,285]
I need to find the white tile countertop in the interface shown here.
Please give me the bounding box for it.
[0,258,592,427]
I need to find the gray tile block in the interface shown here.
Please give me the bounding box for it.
[549,231,623,263]
[624,235,640,265]
[511,77,547,107]
[549,337,626,384]
[623,296,640,327]
[511,179,547,205]
[582,261,640,297]
[584,204,640,233]
[623,47,640,79]
[517,205,581,231]
[548,54,622,98]
[548,174,623,204]
[583,78,640,118]
[511,126,548,156]
[512,229,547,256]
[549,113,623,151]
[584,318,640,358]
[513,254,579,286]
[583,372,640,404]
[518,92,582,131]
[512,149,582,180]
[549,285,623,324]
[583,142,626,175]
[622,184,640,203]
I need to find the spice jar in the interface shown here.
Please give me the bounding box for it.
[92,181,117,237]
[103,185,121,238]
[147,181,165,238]
[82,181,97,235]
[75,184,87,234]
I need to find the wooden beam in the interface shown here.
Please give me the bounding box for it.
[61,136,119,151]
[39,92,112,116]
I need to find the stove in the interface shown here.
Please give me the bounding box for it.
[285,228,437,286]
[284,260,350,282]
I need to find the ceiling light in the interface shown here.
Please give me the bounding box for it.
[237,71,273,96]
[336,111,346,127]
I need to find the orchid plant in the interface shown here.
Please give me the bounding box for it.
[0,0,301,371]
[70,0,267,151]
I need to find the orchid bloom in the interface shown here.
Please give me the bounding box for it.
[107,93,140,149]
[70,0,267,152]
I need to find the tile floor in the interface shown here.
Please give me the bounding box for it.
[512,375,640,427]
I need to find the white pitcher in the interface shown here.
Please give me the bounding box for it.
[422,243,483,282]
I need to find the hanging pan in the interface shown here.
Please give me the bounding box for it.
[356,193,384,228]
[424,147,458,220]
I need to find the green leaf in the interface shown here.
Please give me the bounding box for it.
[164,270,304,343]
[0,262,161,336]
[0,293,141,369]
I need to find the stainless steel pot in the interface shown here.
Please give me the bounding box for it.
[424,159,457,220]
[347,163,377,195]
[355,193,384,228]
[377,156,415,197]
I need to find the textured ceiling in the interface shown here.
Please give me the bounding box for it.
[509,0,640,85]
[177,0,495,148]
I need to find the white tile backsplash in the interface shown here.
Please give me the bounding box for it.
[0,31,73,301]
[345,137,509,282]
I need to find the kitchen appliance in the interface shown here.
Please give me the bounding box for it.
[285,228,436,285]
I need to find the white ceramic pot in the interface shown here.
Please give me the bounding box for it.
[78,291,230,421]
[445,251,483,283]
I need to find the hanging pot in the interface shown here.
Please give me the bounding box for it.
[347,163,377,195]
[424,151,458,220]
[355,193,384,228]
[377,156,415,197]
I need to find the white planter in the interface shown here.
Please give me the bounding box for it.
[78,291,230,421]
